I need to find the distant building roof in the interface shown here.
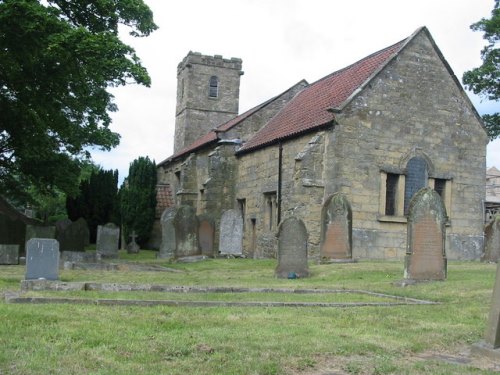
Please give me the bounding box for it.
[155,184,175,217]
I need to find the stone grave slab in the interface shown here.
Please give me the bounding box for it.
[320,193,352,262]
[0,244,19,265]
[219,209,243,256]
[483,215,500,262]
[25,238,59,280]
[173,206,199,258]
[158,207,176,259]
[275,217,309,278]
[96,223,120,258]
[404,188,447,281]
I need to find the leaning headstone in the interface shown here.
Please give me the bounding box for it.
[25,225,56,242]
[198,215,215,257]
[0,244,19,265]
[57,218,89,252]
[25,238,59,280]
[158,207,176,259]
[96,223,120,259]
[275,217,309,278]
[404,188,447,281]
[483,215,500,262]
[472,262,500,360]
[320,193,352,262]
[219,209,243,256]
[173,206,199,258]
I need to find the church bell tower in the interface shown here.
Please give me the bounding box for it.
[173,52,243,153]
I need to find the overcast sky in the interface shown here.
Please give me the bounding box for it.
[91,0,499,183]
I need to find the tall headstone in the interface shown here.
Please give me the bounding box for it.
[173,206,199,258]
[320,193,352,262]
[57,218,89,252]
[25,238,59,280]
[96,223,120,259]
[158,208,177,259]
[0,244,19,265]
[483,215,500,262]
[219,209,243,256]
[404,188,447,281]
[472,262,500,360]
[198,215,215,257]
[275,217,309,278]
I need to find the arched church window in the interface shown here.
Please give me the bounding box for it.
[404,156,428,214]
[209,76,218,98]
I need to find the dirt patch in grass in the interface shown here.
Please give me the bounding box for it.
[285,345,500,374]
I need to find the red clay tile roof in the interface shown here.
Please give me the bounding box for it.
[155,184,175,217]
[237,38,407,153]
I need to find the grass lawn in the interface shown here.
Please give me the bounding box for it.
[0,251,498,374]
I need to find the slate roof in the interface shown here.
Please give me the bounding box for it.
[237,37,408,154]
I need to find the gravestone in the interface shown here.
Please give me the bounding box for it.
[219,209,243,256]
[275,217,309,278]
[0,244,19,265]
[404,188,447,281]
[25,225,56,242]
[158,207,176,259]
[25,238,59,280]
[198,215,215,257]
[126,231,140,254]
[483,215,500,262]
[320,193,352,262]
[471,262,500,360]
[57,218,89,252]
[173,206,199,258]
[96,223,120,259]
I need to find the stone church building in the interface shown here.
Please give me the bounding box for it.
[155,27,488,260]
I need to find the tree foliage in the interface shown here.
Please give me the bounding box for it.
[120,156,157,246]
[463,0,500,140]
[66,168,119,243]
[0,0,157,201]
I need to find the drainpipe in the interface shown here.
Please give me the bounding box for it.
[277,142,283,225]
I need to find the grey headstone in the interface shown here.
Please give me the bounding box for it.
[126,231,140,254]
[275,217,309,278]
[483,215,500,262]
[173,206,199,258]
[57,218,89,252]
[320,193,352,261]
[219,209,243,255]
[0,244,19,265]
[404,188,447,281]
[198,215,215,257]
[25,238,59,280]
[158,207,176,259]
[96,223,120,258]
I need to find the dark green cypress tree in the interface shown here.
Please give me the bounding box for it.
[120,156,157,246]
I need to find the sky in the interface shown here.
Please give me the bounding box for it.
[90,0,499,183]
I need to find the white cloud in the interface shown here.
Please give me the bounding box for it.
[92,0,498,182]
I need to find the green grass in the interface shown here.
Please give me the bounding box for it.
[0,253,498,374]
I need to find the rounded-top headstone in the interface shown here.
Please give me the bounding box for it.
[275,216,309,278]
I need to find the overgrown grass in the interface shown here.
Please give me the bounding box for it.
[0,252,498,374]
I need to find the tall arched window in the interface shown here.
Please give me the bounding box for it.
[209,76,218,98]
[404,156,428,214]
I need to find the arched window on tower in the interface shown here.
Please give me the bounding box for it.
[209,76,219,98]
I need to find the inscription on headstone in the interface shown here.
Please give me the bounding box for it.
[219,209,243,256]
[173,206,199,258]
[0,244,19,265]
[96,223,120,258]
[320,193,352,261]
[198,216,215,257]
[275,217,309,278]
[404,188,447,280]
[158,208,176,259]
[25,238,59,280]
[483,215,500,262]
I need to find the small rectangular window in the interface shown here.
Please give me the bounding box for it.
[434,178,446,198]
[385,173,399,216]
[209,76,218,98]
